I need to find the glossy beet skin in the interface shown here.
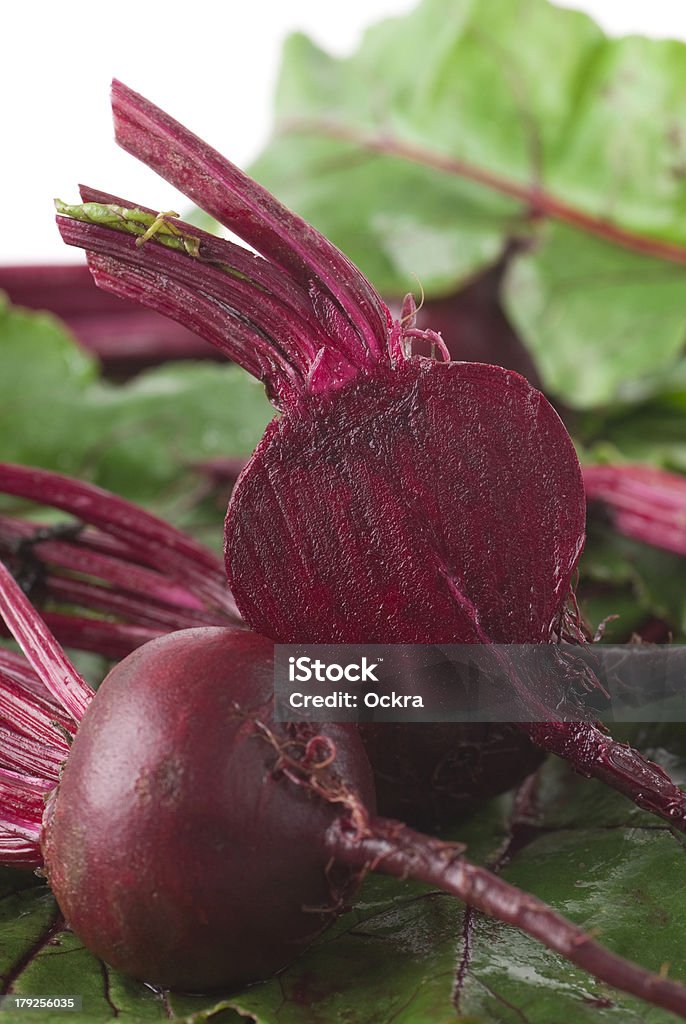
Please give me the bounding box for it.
[227,359,585,644]
[42,628,375,992]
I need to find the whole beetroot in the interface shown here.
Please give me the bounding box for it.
[43,627,374,991]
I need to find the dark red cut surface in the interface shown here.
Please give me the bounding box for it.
[226,359,585,644]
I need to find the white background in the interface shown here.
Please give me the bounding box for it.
[2,0,685,263]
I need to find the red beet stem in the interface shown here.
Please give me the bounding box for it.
[0,463,236,619]
[44,576,228,632]
[0,710,62,864]
[57,216,309,392]
[0,561,91,722]
[0,829,44,867]
[56,206,365,403]
[0,466,241,661]
[87,249,287,385]
[36,613,165,661]
[327,816,686,1018]
[0,649,59,707]
[110,79,388,362]
[0,808,42,847]
[0,723,66,780]
[584,464,686,557]
[0,517,229,650]
[522,720,686,829]
[79,185,337,351]
[0,766,48,842]
[0,515,206,613]
[0,766,54,797]
[0,672,73,746]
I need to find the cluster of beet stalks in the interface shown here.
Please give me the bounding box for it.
[0,463,235,865]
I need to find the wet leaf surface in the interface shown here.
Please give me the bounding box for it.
[251,0,686,409]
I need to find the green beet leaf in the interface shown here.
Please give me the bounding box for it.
[0,295,271,521]
[251,0,686,409]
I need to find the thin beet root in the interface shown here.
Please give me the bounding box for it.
[327,819,686,1019]
[411,249,542,386]
[55,81,686,836]
[1,570,686,1015]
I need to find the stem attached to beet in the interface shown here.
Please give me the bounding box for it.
[0,464,241,657]
[0,561,92,865]
[522,719,686,828]
[110,80,388,361]
[0,514,207,612]
[56,195,369,404]
[57,215,310,403]
[327,816,686,1018]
